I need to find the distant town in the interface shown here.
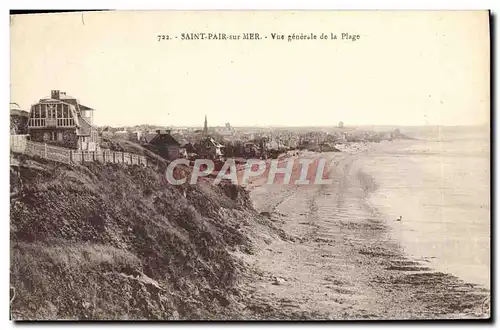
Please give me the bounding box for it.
[10,90,407,162]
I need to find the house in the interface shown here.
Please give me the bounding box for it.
[148,129,181,160]
[129,130,143,142]
[113,130,129,140]
[179,147,188,159]
[266,137,288,151]
[180,142,197,159]
[214,123,235,141]
[298,139,319,151]
[196,137,224,159]
[319,142,340,152]
[287,139,299,149]
[242,142,260,157]
[10,103,29,135]
[182,142,197,154]
[27,90,99,150]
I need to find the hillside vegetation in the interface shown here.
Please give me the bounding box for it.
[10,153,257,320]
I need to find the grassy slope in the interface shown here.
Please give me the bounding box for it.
[99,137,169,168]
[10,153,255,320]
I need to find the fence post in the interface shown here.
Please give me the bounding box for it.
[122,152,125,163]
[113,152,116,163]
[69,150,73,163]
[44,143,48,158]
[93,151,96,162]
[82,151,85,163]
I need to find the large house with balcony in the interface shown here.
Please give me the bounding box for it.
[27,90,99,150]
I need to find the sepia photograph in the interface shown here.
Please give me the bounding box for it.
[9,10,491,321]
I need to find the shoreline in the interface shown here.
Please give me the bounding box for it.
[362,139,490,289]
[237,143,490,319]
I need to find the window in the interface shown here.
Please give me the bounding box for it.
[57,104,74,127]
[57,132,63,142]
[44,132,57,141]
[49,105,56,119]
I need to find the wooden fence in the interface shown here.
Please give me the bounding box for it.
[27,141,72,164]
[70,149,148,166]
[10,135,148,167]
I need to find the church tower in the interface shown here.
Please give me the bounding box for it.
[203,114,208,137]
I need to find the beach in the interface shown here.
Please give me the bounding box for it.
[237,131,490,320]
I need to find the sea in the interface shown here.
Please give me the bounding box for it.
[361,126,490,289]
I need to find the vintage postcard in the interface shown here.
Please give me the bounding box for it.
[9,10,490,320]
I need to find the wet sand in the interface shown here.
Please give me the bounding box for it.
[236,145,490,320]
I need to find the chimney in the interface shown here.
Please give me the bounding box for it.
[156,129,171,135]
[51,90,60,100]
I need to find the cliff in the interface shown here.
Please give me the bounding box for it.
[10,153,256,320]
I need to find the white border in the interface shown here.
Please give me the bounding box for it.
[2,1,498,329]
[3,0,499,10]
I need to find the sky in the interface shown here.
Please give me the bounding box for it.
[10,11,490,127]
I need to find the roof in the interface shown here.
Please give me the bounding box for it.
[76,116,92,136]
[206,137,224,148]
[10,109,29,118]
[143,133,157,143]
[38,95,94,111]
[149,132,180,146]
[10,103,21,111]
[36,99,79,112]
[79,104,94,111]
[183,143,197,153]
[40,92,76,100]
[178,138,189,146]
